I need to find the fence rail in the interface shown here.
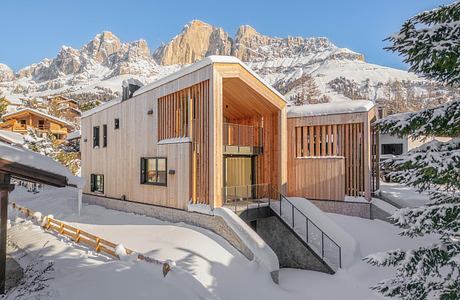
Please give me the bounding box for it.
[10,202,173,276]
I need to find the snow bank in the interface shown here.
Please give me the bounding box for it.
[286,197,360,267]
[0,141,84,188]
[214,207,279,273]
[287,100,374,118]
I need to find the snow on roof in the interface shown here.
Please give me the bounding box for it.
[0,130,24,145]
[82,56,286,118]
[2,108,74,127]
[287,100,375,118]
[81,97,121,118]
[0,141,84,188]
[66,130,81,141]
[135,55,286,100]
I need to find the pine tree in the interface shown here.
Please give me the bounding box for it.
[0,97,8,117]
[365,3,460,299]
[23,128,58,157]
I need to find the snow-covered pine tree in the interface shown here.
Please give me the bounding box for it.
[23,128,58,157]
[365,2,460,299]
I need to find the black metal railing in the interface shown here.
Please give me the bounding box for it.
[222,183,342,271]
[270,187,342,270]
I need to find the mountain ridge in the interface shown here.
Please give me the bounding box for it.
[0,20,456,109]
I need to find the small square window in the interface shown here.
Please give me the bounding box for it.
[140,157,167,186]
[114,118,119,129]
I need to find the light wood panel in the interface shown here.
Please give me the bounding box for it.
[287,109,376,200]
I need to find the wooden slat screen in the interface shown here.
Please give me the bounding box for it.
[191,80,210,204]
[293,123,365,197]
[158,88,189,140]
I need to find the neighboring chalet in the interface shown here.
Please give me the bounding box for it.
[48,95,82,122]
[0,108,74,142]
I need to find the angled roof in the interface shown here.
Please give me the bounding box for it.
[0,130,24,145]
[2,108,74,128]
[287,100,375,118]
[134,55,286,101]
[82,56,286,118]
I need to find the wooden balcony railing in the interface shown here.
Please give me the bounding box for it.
[223,123,263,148]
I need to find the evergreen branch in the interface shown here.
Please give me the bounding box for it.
[375,99,460,138]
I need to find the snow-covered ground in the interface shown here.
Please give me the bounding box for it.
[379,182,430,208]
[7,186,438,299]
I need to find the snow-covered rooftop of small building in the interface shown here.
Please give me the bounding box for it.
[66,130,81,141]
[0,130,24,145]
[2,108,74,127]
[3,94,25,105]
[0,141,84,188]
[287,100,375,118]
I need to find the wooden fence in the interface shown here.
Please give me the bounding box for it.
[10,202,172,276]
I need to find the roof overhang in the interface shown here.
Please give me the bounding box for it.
[0,158,67,187]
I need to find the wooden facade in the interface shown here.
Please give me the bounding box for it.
[81,57,287,210]
[0,108,74,142]
[287,104,378,201]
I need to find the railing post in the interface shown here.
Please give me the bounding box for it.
[292,205,295,228]
[339,247,342,268]
[306,219,309,243]
[321,232,325,259]
[234,186,237,213]
[279,195,282,217]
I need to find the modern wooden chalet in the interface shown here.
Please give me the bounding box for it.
[48,95,82,122]
[81,56,287,210]
[0,108,74,142]
[81,56,378,212]
[287,101,379,201]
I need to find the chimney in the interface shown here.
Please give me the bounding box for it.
[122,78,144,101]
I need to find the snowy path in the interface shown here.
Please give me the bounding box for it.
[379,182,430,208]
[8,186,439,299]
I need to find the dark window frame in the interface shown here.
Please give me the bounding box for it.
[114,118,119,129]
[103,124,107,147]
[90,174,104,193]
[140,157,167,186]
[381,143,403,155]
[93,126,100,148]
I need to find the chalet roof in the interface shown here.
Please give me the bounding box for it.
[287,100,375,118]
[134,56,286,100]
[3,94,24,105]
[2,108,74,128]
[0,141,84,188]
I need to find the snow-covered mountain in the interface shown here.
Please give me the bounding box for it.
[0,20,455,109]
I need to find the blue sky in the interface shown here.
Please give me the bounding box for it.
[0,0,453,71]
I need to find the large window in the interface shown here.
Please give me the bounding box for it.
[90,174,104,193]
[140,157,167,186]
[381,143,403,155]
[93,126,100,148]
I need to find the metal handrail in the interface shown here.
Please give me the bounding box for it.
[222,183,342,269]
[269,186,342,269]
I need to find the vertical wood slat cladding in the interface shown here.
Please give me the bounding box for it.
[290,122,366,199]
[190,80,210,204]
[158,88,190,140]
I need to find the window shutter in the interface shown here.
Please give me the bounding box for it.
[140,158,146,184]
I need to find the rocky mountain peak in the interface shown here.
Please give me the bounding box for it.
[82,31,122,65]
[0,63,15,82]
[153,20,232,65]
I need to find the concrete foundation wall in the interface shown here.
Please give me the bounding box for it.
[255,215,332,274]
[309,199,371,219]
